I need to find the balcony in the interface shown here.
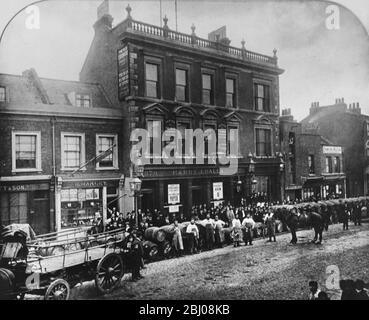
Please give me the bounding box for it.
[116,6,278,68]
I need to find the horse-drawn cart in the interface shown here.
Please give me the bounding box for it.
[0,227,127,300]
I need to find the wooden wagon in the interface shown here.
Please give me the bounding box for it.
[0,227,128,300]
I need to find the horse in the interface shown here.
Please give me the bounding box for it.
[275,207,327,244]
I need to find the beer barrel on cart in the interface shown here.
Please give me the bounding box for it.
[0,268,15,299]
[159,241,173,258]
[142,240,159,261]
[144,227,166,243]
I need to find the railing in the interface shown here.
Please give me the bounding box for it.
[126,19,277,65]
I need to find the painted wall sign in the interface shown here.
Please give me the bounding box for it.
[322,146,342,154]
[213,182,224,200]
[118,45,130,99]
[168,184,180,204]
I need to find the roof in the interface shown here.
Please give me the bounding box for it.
[0,69,113,109]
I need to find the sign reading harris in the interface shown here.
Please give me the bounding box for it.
[322,146,342,154]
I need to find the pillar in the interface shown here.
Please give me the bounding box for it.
[206,180,212,204]
[158,180,165,209]
[49,178,55,232]
[118,176,125,216]
[228,178,234,205]
[185,179,193,217]
[55,177,62,232]
[102,186,107,224]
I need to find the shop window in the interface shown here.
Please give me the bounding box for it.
[255,128,272,156]
[60,188,101,229]
[145,62,160,98]
[61,133,85,170]
[202,74,213,105]
[0,86,6,102]
[175,68,188,102]
[96,134,118,169]
[308,155,315,174]
[76,94,91,108]
[254,83,271,112]
[226,78,236,108]
[0,193,28,226]
[12,131,41,172]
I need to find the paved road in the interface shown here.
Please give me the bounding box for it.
[72,222,369,300]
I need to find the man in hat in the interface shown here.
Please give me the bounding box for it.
[308,281,321,300]
[242,213,255,245]
[122,228,144,281]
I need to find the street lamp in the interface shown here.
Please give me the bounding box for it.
[129,177,142,226]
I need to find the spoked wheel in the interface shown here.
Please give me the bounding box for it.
[44,279,70,300]
[95,253,124,294]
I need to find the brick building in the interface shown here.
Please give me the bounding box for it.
[80,5,285,216]
[0,69,124,233]
[280,109,345,201]
[301,98,368,197]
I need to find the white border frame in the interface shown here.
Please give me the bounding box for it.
[61,132,86,171]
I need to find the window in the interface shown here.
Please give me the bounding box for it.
[147,119,163,158]
[255,128,272,156]
[12,131,41,172]
[145,62,160,98]
[76,94,91,108]
[177,121,191,157]
[0,86,6,102]
[334,156,340,173]
[175,68,188,102]
[0,193,28,226]
[204,123,217,158]
[308,155,315,174]
[254,83,270,112]
[325,156,333,173]
[366,121,369,136]
[226,78,236,108]
[202,74,213,105]
[227,125,239,156]
[289,158,296,184]
[96,134,118,169]
[61,133,85,170]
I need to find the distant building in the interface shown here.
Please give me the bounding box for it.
[280,108,345,201]
[80,5,285,215]
[0,69,124,233]
[301,98,368,197]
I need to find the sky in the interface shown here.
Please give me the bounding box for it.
[0,0,369,120]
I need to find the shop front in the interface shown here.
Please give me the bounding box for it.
[55,176,124,231]
[0,176,52,234]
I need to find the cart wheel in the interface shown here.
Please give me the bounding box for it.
[44,279,70,300]
[95,253,124,294]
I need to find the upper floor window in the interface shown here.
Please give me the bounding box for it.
[0,86,6,102]
[61,133,85,170]
[177,120,191,156]
[145,62,160,98]
[333,156,340,173]
[76,94,91,108]
[325,156,333,173]
[202,74,213,105]
[308,155,315,174]
[227,125,239,156]
[366,121,369,136]
[255,128,272,156]
[226,78,236,108]
[254,83,270,112]
[175,68,188,102]
[96,134,118,169]
[147,119,163,157]
[12,131,41,172]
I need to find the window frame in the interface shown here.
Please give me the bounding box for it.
[75,94,91,108]
[144,57,162,99]
[146,116,164,160]
[253,80,272,113]
[95,134,119,170]
[174,62,191,103]
[201,69,215,105]
[61,132,86,171]
[308,154,315,174]
[225,75,237,108]
[0,86,6,102]
[254,127,273,157]
[325,156,333,173]
[11,131,41,173]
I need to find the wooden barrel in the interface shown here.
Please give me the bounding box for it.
[142,240,159,261]
[159,241,173,258]
[144,227,166,243]
[0,268,15,299]
[159,225,175,234]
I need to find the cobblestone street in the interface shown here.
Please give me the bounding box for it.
[69,223,369,300]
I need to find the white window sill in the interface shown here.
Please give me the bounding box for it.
[61,168,87,172]
[12,168,42,173]
[96,167,119,171]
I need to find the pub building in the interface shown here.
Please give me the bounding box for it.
[80,4,285,216]
[0,69,125,233]
[280,108,346,201]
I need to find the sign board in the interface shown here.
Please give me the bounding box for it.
[322,146,342,154]
[169,205,180,213]
[168,184,180,204]
[213,182,223,200]
[118,45,130,99]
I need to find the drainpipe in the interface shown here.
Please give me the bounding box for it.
[51,117,56,176]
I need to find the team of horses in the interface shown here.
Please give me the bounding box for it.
[271,197,369,245]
